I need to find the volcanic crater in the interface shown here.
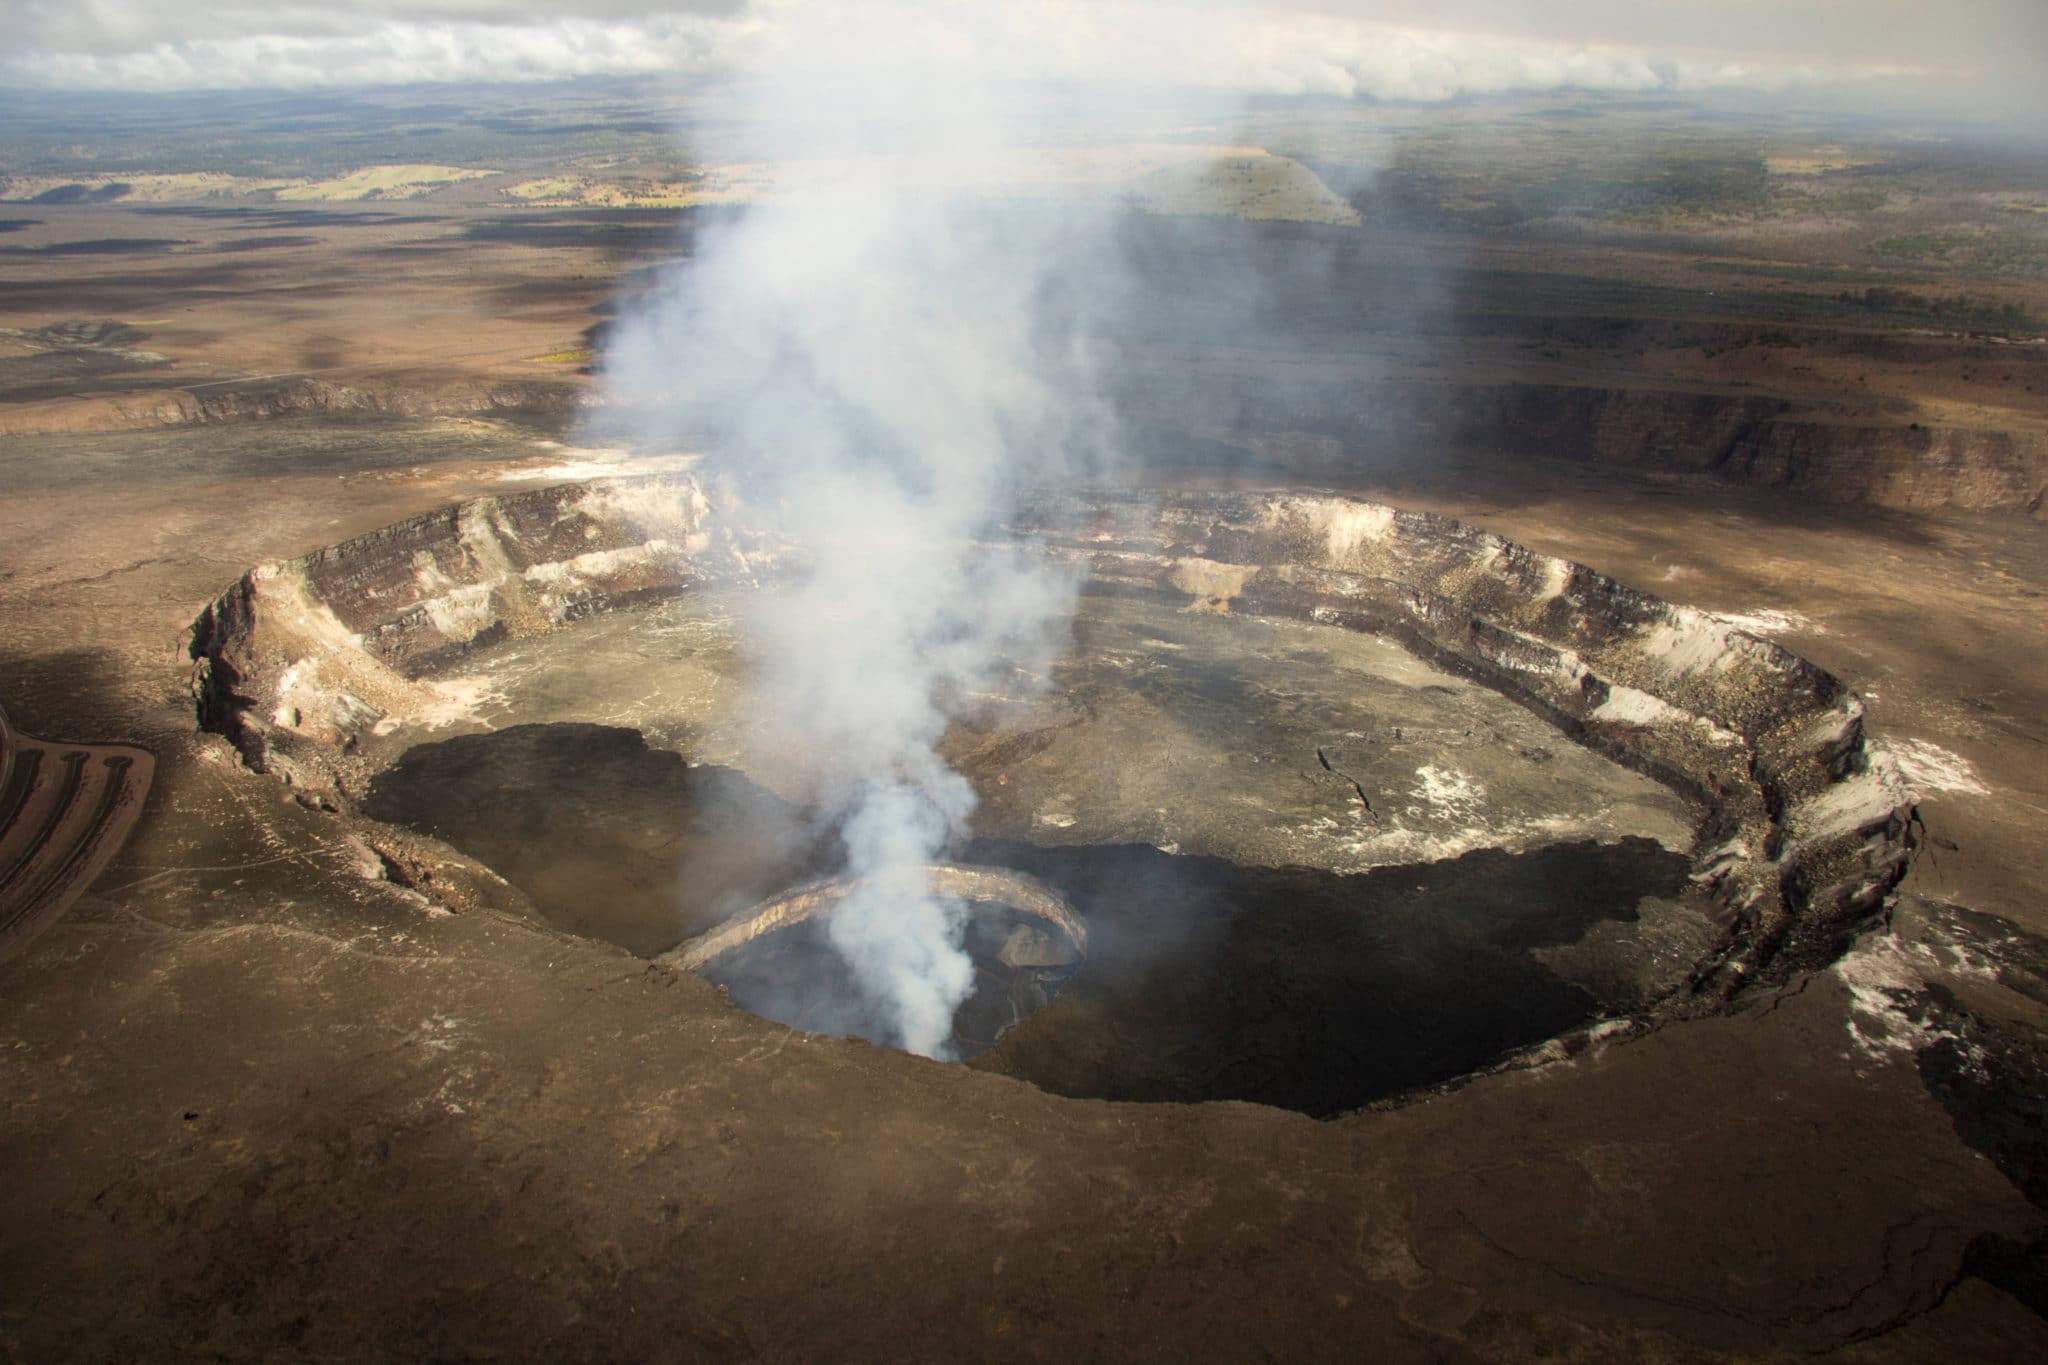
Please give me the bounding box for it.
[187,477,1917,1116]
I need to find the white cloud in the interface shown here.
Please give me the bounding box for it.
[0,1,2038,114]
[7,15,749,90]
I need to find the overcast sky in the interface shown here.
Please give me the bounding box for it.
[3,1,2042,117]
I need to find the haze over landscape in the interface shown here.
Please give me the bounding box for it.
[4,2,2048,1361]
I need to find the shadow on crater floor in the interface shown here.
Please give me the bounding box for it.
[965,836,1692,1117]
[362,722,824,956]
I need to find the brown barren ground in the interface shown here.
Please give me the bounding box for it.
[3,174,2048,1362]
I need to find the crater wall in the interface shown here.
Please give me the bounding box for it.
[187,477,1917,1011]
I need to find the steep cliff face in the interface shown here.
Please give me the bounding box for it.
[1141,379,2048,516]
[1443,383,2047,514]
[0,375,582,436]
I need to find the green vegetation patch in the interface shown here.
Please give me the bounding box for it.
[1873,228,2048,278]
[1835,285,2038,332]
[1693,260,1905,285]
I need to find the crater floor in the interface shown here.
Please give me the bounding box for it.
[353,585,1715,1098]
[363,587,1697,884]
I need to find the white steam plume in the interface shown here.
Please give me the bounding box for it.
[598,1,1134,1056]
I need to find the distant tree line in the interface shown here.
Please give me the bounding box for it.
[1837,286,2038,333]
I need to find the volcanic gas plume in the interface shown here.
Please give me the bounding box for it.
[595,4,1161,1055]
